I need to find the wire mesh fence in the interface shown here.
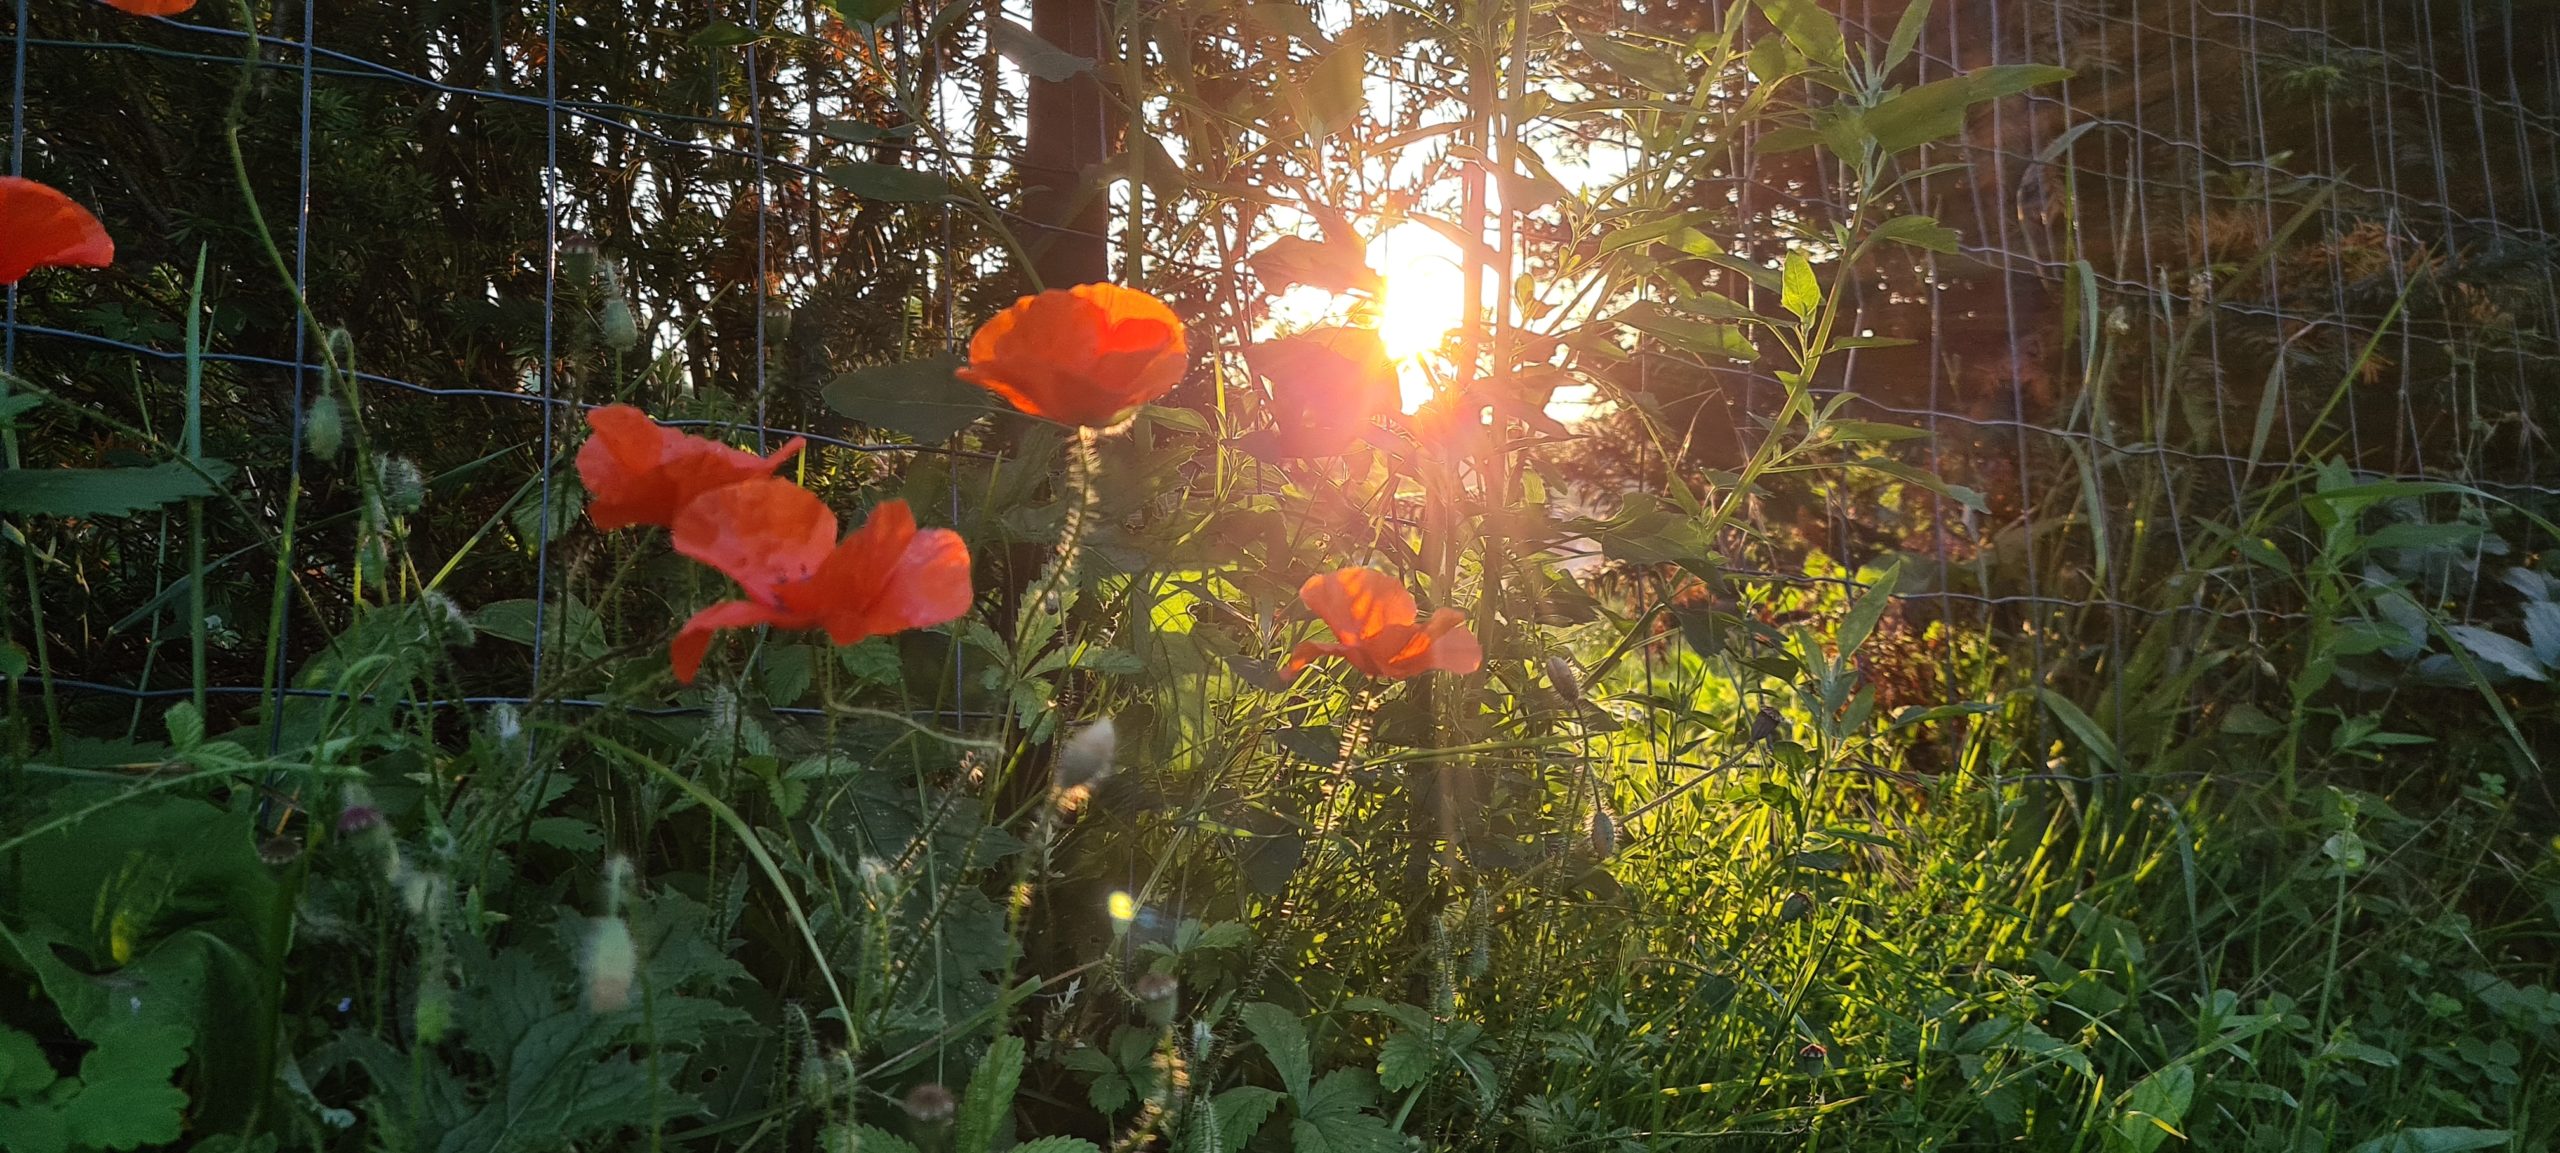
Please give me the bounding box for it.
[4,0,2554,733]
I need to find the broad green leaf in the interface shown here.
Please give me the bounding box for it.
[823,354,991,440]
[826,0,901,27]
[1291,1068,1400,1153]
[1781,251,1819,319]
[0,1026,54,1098]
[1249,235,1381,296]
[1208,1085,1284,1152]
[0,394,39,423]
[473,595,608,662]
[0,459,234,518]
[1863,64,2072,153]
[2444,625,2545,681]
[1237,1003,1312,1100]
[1298,35,1370,138]
[2345,1129,2514,1153]
[1756,0,1846,72]
[987,17,1092,81]
[1376,1030,1433,1092]
[60,1024,192,1151]
[2115,1065,2195,1153]
[823,161,951,203]
[1612,302,1759,362]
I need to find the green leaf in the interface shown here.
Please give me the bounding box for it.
[0,1026,56,1099]
[844,1127,921,1153]
[824,354,991,440]
[2345,1129,2514,1153]
[1291,1069,1400,1153]
[1297,34,1370,139]
[1012,1140,1104,1153]
[1376,1030,1433,1092]
[686,19,762,48]
[1249,235,1381,296]
[0,394,40,424]
[472,596,608,662]
[1855,458,1986,512]
[824,0,900,27]
[2032,687,2123,771]
[953,1034,1024,1153]
[1612,302,1758,363]
[1864,64,2071,153]
[0,1105,68,1153]
[1209,1085,1284,1152]
[164,701,205,750]
[2115,1065,2194,1153]
[1582,32,1690,93]
[2445,625,2545,681]
[61,1023,192,1151]
[1755,0,1846,72]
[1884,0,1932,72]
[1870,213,1962,253]
[987,17,1092,81]
[0,459,234,518]
[823,161,951,203]
[1835,562,1901,655]
[1237,1003,1312,1100]
[0,639,24,679]
[1781,251,1819,319]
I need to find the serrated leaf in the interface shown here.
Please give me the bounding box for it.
[1012,1140,1105,1153]
[847,1127,923,1153]
[987,17,1092,81]
[1237,1003,1311,1100]
[825,354,990,440]
[1209,1085,1284,1152]
[1291,1069,1400,1153]
[0,1025,57,1098]
[953,1034,1024,1153]
[0,459,234,518]
[1376,1031,1433,1092]
[164,701,205,750]
[2445,625,2545,681]
[824,161,951,204]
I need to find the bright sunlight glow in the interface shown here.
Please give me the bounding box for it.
[1369,223,1470,363]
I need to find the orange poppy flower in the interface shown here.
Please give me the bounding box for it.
[0,178,113,287]
[99,0,196,14]
[1283,566,1483,681]
[666,480,972,683]
[956,283,1188,428]
[576,404,805,531]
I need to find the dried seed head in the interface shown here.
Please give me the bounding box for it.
[1055,716,1118,793]
[901,1082,957,1125]
[582,916,638,1012]
[1545,655,1583,704]
[258,835,305,866]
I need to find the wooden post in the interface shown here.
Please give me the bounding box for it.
[1021,0,1111,288]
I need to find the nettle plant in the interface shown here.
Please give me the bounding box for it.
[0,0,2099,1148]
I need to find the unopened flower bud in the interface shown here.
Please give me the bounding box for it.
[304,394,343,460]
[599,297,639,351]
[1779,891,1814,924]
[379,455,426,515]
[1589,808,1616,856]
[799,1052,832,1102]
[1545,655,1583,704]
[582,916,637,1012]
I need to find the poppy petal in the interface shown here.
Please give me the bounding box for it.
[1281,639,1367,678]
[1299,566,1418,645]
[1402,609,1483,676]
[578,404,803,530]
[806,502,974,642]
[671,477,839,603]
[0,178,114,287]
[99,0,197,14]
[670,600,799,684]
[958,283,1187,428]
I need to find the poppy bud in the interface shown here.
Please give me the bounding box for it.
[582,916,637,1012]
[420,591,473,648]
[818,1124,858,1153]
[1749,706,1783,745]
[762,299,794,345]
[304,393,343,460]
[414,979,452,1043]
[379,455,426,514]
[1056,716,1118,793]
[559,232,601,284]
[902,1082,957,1126]
[799,1052,832,1102]
[599,296,639,351]
[1546,655,1583,703]
[1589,808,1616,856]
[1779,892,1814,924]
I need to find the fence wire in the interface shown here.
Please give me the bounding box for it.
[2,0,2553,735]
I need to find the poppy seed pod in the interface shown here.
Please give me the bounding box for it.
[1056,716,1118,792]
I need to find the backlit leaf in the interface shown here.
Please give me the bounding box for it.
[824,354,990,440]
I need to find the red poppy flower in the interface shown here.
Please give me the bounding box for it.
[99,0,196,14]
[1283,566,1483,680]
[666,480,971,683]
[956,283,1188,428]
[0,178,113,287]
[576,404,805,531]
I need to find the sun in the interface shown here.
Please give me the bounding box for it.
[1369,223,1471,362]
